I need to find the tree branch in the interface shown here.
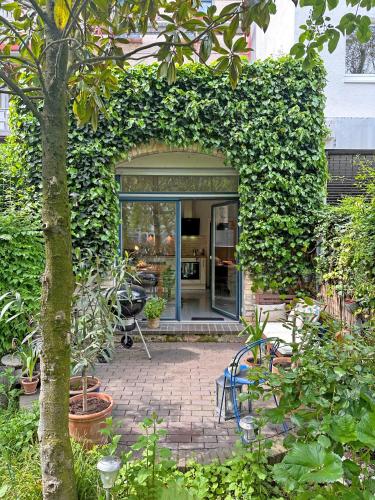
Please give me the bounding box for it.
[69,8,239,72]
[0,54,39,70]
[0,68,42,122]
[0,86,42,94]
[20,0,55,28]
[0,14,47,94]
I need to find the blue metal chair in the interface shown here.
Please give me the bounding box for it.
[219,338,288,439]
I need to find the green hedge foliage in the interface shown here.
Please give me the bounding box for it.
[11,57,327,291]
[0,209,44,353]
[316,163,375,313]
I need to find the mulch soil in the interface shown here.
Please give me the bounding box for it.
[69,397,110,415]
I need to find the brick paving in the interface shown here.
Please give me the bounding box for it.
[95,342,285,466]
[95,342,242,465]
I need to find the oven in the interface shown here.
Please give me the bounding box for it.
[181,261,200,280]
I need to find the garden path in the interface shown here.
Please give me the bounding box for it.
[95,342,284,467]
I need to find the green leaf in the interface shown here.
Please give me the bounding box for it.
[54,0,72,30]
[290,43,305,58]
[0,485,9,498]
[356,411,375,449]
[273,443,343,488]
[327,29,340,53]
[329,414,357,444]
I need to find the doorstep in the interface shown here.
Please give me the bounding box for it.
[129,320,243,342]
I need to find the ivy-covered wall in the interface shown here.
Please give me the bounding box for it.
[13,57,327,291]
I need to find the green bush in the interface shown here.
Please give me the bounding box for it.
[316,162,375,314]
[0,411,283,500]
[0,208,44,354]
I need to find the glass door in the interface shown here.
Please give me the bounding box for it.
[121,201,179,319]
[211,201,239,319]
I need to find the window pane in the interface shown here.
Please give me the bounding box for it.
[120,175,238,193]
[346,26,375,74]
[121,201,177,319]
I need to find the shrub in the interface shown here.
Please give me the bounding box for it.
[0,208,44,354]
[316,161,375,315]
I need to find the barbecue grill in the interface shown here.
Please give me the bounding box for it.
[115,283,151,359]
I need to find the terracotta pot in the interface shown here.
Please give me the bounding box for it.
[69,376,101,396]
[272,357,292,375]
[68,392,114,447]
[147,318,160,329]
[21,375,39,395]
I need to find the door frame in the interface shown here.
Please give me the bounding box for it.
[210,200,241,321]
[119,193,241,322]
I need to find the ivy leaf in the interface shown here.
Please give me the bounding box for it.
[54,0,72,30]
[356,411,375,449]
[273,443,343,489]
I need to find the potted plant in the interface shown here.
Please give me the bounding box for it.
[239,308,269,366]
[69,375,101,396]
[68,255,124,446]
[144,297,166,329]
[19,343,39,395]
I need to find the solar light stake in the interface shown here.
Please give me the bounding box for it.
[239,415,256,443]
[97,456,121,499]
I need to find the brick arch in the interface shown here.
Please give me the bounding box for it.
[126,141,224,161]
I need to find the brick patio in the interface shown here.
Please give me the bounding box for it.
[95,341,284,466]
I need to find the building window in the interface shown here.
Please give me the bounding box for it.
[345,24,375,75]
[0,93,9,136]
[201,0,212,13]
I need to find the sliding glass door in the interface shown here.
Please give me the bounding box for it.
[121,201,179,319]
[211,202,239,319]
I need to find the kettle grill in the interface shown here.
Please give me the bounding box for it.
[116,283,151,359]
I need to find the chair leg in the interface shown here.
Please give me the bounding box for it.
[135,319,151,360]
[218,377,226,423]
[230,382,241,431]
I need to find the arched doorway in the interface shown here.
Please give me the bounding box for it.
[116,147,241,321]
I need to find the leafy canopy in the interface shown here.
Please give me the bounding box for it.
[0,0,374,128]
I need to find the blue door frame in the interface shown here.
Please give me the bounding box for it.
[211,200,241,321]
[118,192,240,321]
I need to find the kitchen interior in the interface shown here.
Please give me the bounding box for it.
[122,198,238,321]
[180,200,237,321]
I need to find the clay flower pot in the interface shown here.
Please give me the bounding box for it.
[69,375,101,396]
[147,318,160,329]
[272,357,292,375]
[21,375,39,395]
[68,392,114,447]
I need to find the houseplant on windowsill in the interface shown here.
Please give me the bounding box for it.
[68,254,124,446]
[144,297,166,329]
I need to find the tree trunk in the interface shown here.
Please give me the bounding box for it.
[38,14,77,499]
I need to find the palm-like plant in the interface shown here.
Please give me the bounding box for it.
[70,253,129,413]
[239,308,270,364]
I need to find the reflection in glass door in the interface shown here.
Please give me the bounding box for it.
[121,201,178,319]
[211,202,239,319]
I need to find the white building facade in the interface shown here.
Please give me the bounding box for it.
[252,0,375,201]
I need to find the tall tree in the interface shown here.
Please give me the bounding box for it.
[0,0,373,498]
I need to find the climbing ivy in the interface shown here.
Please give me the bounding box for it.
[10,57,327,291]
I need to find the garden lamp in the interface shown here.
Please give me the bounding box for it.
[97,456,121,499]
[239,415,256,443]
